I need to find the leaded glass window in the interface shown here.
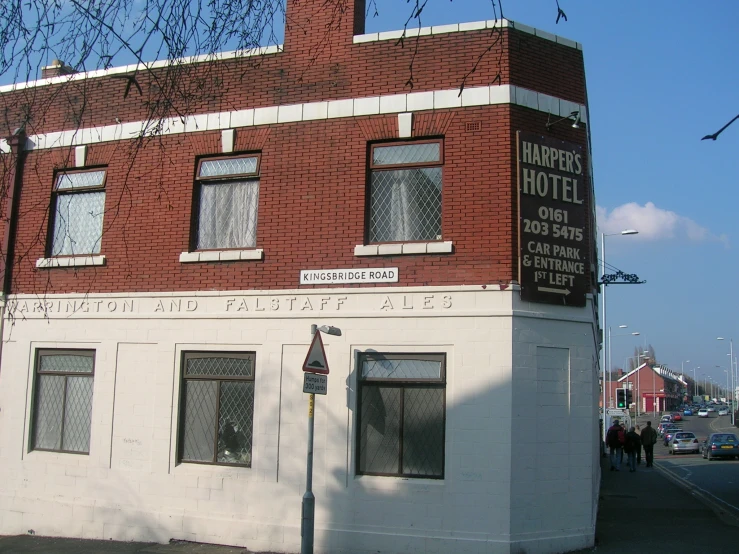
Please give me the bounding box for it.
[31,350,95,454]
[357,353,446,479]
[51,169,106,256]
[195,155,260,250]
[179,352,255,467]
[369,140,443,243]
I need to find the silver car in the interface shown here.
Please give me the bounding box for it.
[669,431,700,454]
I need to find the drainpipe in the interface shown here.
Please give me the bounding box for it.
[0,127,27,376]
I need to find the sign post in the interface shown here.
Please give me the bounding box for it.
[300,324,339,554]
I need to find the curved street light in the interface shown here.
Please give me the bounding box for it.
[599,229,639,443]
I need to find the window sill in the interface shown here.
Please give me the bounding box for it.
[354,474,445,487]
[354,242,453,256]
[179,249,264,263]
[36,255,106,269]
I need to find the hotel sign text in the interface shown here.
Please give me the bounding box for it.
[517,131,591,307]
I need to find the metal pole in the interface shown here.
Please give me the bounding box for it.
[652,367,656,416]
[301,326,317,554]
[601,233,607,443]
[732,340,735,426]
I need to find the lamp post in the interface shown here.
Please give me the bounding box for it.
[653,364,657,416]
[692,367,698,397]
[725,370,729,401]
[718,338,735,426]
[599,229,638,444]
[609,328,639,375]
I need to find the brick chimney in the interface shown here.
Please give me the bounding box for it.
[284,0,366,56]
[41,60,77,79]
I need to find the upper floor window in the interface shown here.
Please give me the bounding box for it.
[50,169,106,256]
[194,155,260,250]
[368,140,443,243]
[31,349,95,454]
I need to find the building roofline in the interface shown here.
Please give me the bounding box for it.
[0,19,581,94]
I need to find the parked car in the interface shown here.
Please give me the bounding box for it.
[659,423,681,437]
[683,408,693,416]
[701,433,739,460]
[663,428,682,446]
[698,408,710,418]
[669,432,700,454]
[718,407,729,416]
[672,412,683,421]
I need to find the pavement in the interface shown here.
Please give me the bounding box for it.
[2,415,739,553]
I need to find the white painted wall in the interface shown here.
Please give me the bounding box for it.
[0,286,598,553]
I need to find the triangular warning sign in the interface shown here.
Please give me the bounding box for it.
[303,332,329,375]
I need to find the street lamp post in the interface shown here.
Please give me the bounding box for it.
[600,229,638,443]
[653,365,657,416]
[718,338,735,426]
[725,370,729,400]
[692,367,698,397]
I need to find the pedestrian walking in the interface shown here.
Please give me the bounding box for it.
[624,426,641,472]
[606,419,625,471]
[635,424,642,465]
[640,420,658,467]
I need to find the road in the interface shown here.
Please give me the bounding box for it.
[644,411,739,524]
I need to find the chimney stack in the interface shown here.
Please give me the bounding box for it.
[41,60,77,79]
[284,0,366,55]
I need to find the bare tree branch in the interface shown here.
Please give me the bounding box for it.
[701,114,739,141]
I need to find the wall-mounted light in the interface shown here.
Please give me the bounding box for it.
[546,110,581,131]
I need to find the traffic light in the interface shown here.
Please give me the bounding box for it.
[625,389,633,406]
[616,388,626,408]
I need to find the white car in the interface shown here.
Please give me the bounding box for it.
[669,432,700,455]
[718,407,730,416]
[698,408,710,418]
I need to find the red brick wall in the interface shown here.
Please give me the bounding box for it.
[3,2,588,295]
[12,105,523,294]
[0,28,583,137]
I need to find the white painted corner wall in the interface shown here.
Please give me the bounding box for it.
[0,287,598,553]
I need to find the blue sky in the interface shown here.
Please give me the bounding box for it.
[369,0,739,385]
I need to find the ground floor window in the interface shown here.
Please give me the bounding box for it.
[31,349,95,454]
[356,352,446,478]
[178,352,255,466]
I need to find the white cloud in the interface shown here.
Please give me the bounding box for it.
[596,202,729,247]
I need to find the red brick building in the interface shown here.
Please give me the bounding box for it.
[0,2,598,552]
[618,363,687,414]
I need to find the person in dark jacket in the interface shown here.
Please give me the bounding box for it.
[624,426,642,472]
[606,420,625,471]
[640,420,658,467]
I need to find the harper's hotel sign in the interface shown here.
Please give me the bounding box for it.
[517,132,591,307]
